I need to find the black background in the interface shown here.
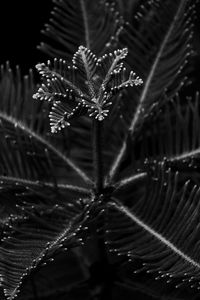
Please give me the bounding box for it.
[0,0,53,73]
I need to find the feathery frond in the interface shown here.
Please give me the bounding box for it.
[0,63,92,185]
[106,0,196,183]
[0,200,90,300]
[39,0,124,59]
[135,92,200,171]
[107,164,200,297]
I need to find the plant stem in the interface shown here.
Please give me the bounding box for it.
[93,120,103,194]
[92,121,112,299]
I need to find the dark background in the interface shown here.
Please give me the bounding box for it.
[0,0,53,73]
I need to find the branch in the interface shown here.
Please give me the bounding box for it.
[112,172,147,190]
[0,176,90,195]
[168,148,200,162]
[105,139,127,185]
[80,0,90,48]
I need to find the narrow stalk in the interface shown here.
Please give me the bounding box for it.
[92,121,112,299]
[113,172,147,190]
[93,120,103,194]
[98,241,112,300]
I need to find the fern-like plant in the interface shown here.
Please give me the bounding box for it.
[0,0,200,299]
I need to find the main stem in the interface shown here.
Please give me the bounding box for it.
[93,120,103,194]
[92,121,113,299]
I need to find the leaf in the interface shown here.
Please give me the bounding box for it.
[72,46,98,98]
[38,0,124,59]
[124,0,194,131]
[106,0,196,183]
[0,63,92,185]
[106,164,200,298]
[134,92,200,171]
[0,200,91,300]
